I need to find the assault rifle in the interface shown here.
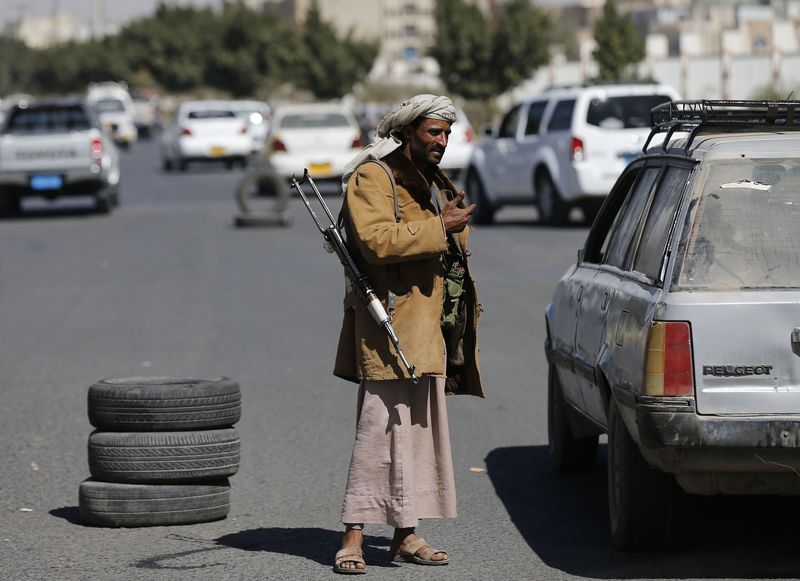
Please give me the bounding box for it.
[291,169,419,384]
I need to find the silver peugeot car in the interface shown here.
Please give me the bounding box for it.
[545,100,800,550]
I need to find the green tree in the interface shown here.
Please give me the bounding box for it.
[295,1,377,100]
[432,0,551,99]
[490,0,551,95]
[0,37,35,94]
[430,0,493,100]
[592,0,645,81]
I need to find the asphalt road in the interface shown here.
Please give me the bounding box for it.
[3,141,800,581]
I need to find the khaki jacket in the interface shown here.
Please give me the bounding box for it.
[334,149,484,398]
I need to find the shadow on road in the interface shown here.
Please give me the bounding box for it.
[50,506,83,525]
[216,527,396,568]
[486,445,800,579]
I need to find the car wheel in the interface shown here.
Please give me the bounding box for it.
[607,398,674,550]
[79,479,230,528]
[95,195,112,214]
[0,193,21,216]
[162,158,173,172]
[88,428,240,484]
[536,171,570,226]
[547,364,598,471]
[88,376,241,431]
[178,159,188,172]
[465,168,495,225]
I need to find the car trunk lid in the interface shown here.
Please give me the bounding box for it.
[666,294,800,415]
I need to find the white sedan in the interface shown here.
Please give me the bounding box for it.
[266,103,362,187]
[160,100,252,171]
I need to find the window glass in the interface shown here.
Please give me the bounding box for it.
[187,110,236,120]
[547,99,575,131]
[583,167,640,263]
[93,99,125,113]
[604,167,661,269]
[586,95,673,129]
[498,105,521,139]
[280,113,352,128]
[633,167,691,280]
[6,105,91,133]
[678,159,800,289]
[524,101,547,136]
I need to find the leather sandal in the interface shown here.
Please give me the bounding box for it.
[391,537,449,566]
[333,547,367,575]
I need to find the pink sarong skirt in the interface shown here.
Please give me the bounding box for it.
[341,376,457,528]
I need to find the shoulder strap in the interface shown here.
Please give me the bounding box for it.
[337,159,400,230]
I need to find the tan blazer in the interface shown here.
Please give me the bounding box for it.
[334,149,484,397]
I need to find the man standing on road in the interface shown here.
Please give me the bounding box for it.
[332,94,485,574]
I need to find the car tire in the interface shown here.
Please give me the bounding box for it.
[163,158,173,172]
[88,428,240,484]
[536,171,570,226]
[465,168,495,225]
[178,159,188,172]
[607,398,674,550]
[547,364,598,471]
[95,195,112,214]
[79,479,230,528]
[88,376,241,431]
[0,192,21,216]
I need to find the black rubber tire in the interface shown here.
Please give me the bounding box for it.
[536,171,570,226]
[607,398,674,550]
[547,364,598,471]
[88,428,240,484]
[465,168,495,225]
[95,195,112,214]
[162,158,173,172]
[0,193,21,216]
[88,376,241,431]
[178,159,188,172]
[79,478,230,528]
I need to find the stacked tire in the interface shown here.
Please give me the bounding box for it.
[79,376,242,528]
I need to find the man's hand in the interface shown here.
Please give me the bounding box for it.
[441,191,476,233]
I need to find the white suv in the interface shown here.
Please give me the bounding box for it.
[465,83,680,225]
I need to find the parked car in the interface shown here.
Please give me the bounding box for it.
[131,92,162,139]
[466,83,679,225]
[545,100,800,550]
[265,103,362,189]
[439,105,475,186]
[87,82,138,149]
[229,100,271,154]
[0,99,120,214]
[160,100,252,171]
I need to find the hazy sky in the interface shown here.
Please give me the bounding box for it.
[0,0,224,28]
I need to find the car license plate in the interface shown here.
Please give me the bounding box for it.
[30,175,63,190]
[209,146,226,157]
[309,162,332,176]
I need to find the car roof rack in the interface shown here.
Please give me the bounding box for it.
[643,99,800,155]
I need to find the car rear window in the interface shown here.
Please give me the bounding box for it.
[94,98,125,113]
[279,113,352,129]
[187,110,236,119]
[677,159,800,289]
[586,95,673,129]
[5,105,92,134]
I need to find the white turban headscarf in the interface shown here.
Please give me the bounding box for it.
[341,94,456,192]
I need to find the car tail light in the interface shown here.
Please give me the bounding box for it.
[644,321,694,396]
[271,137,287,152]
[465,125,474,143]
[181,127,192,136]
[351,135,363,149]
[570,137,584,162]
[90,137,102,160]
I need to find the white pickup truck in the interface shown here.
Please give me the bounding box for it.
[0,99,121,215]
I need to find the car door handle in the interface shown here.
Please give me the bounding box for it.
[601,292,610,311]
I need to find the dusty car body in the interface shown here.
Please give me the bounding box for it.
[545,100,800,549]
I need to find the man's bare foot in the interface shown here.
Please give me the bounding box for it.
[336,528,366,572]
[390,527,448,562]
